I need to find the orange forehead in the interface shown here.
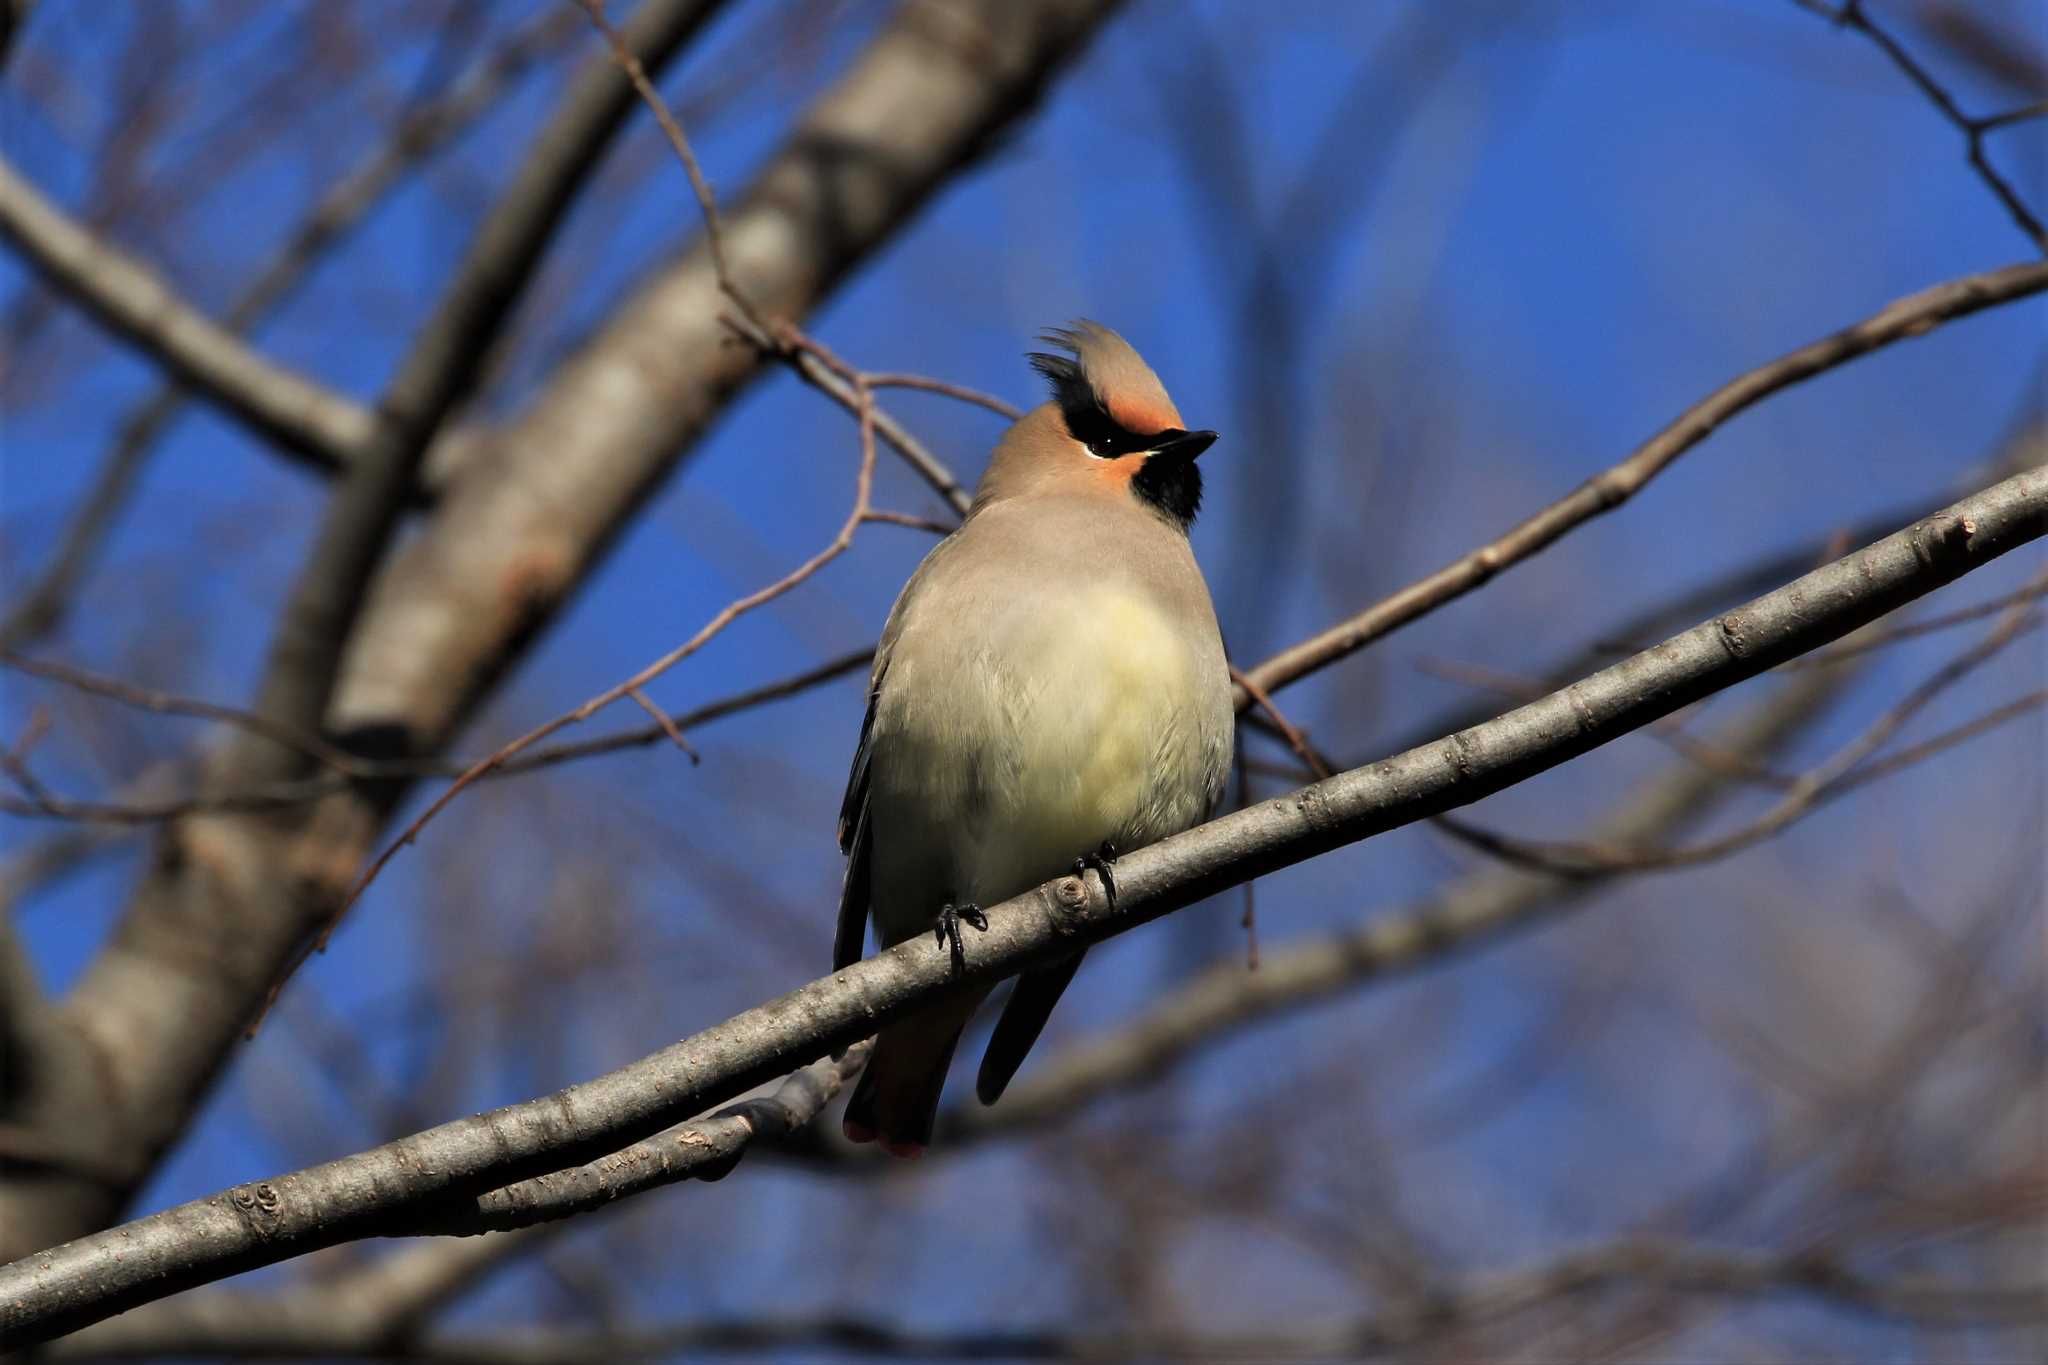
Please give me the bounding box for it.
[1105,394,1179,435]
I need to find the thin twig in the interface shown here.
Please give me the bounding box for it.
[1235,260,2048,707]
[0,650,376,776]
[1779,579,2048,666]
[860,509,955,536]
[625,687,700,764]
[577,0,759,327]
[1438,578,2048,875]
[42,1240,2047,1359]
[862,371,1022,421]
[1416,655,1795,788]
[1792,0,2048,251]
[296,415,877,965]
[1831,688,2043,792]
[0,650,873,824]
[589,0,981,518]
[1230,666,1334,780]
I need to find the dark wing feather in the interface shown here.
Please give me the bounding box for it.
[976,950,1086,1104]
[833,677,882,971]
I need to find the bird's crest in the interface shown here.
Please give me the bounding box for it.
[1028,320,1182,439]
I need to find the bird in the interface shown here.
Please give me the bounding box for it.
[835,321,1234,1157]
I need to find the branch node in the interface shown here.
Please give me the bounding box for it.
[1718,613,1750,659]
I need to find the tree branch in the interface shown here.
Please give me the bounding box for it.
[0,153,378,467]
[1792,0,2048,252]
[43,1230,549,1361]
[49,1048,868,1356]
[1436,575,2046,875]
[415,1043,868,1235]
[0,8,580,663]
[0,649,874,823]
[5,466,2039,1341]
[235,0,740,764]
[44,1240,2045,1359]
[942,634,1867,1141]
[1234,260,2048,705]
[0,0,1133,1264]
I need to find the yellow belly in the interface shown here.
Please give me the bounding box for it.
[867,583,1223,940]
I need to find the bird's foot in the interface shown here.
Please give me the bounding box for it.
[1073,840,1120,908]
[933,901,987,976]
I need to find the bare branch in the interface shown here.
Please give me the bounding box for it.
[238,0,741,763]
[1780,578,2048,665]
[1831,687,2045,791]
[863,371,1024,421]
[1437,574,2047,875]
[5,466,2039,1339]
[0,431,150,653]
[306,365,880,983]
[40,1241,2047,1359]
[1235,260,2048,705]
[45,1230,550,1361]
[0,651,378,777]
[417,1043,868,1235]
[0,8,580,652]
[3,0,1128,1260]
[0,650,875,824]
[947,627,1864,1140]
[51,1049,869,1358]
[577,5,981,516]
[1792,0,2048,252]
[575,0,757,328]
[753,322,976,517]
[0,154,378,466]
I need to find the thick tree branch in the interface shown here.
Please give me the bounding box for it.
[1235,260,2048,705]
[5,467,2039,1341]
[237,0,738,760]
[0,9,580,660]
[327,0,1128,747]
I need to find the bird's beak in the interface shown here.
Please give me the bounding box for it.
[1148,428,1218,461]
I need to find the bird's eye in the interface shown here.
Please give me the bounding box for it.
[1065,402,1148,460]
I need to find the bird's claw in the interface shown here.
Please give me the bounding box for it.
[1073,840,1120,908]
[933,901,987,976]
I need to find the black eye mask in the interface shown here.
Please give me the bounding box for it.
[1028,351,1152,458]
[1026,346,1211,530]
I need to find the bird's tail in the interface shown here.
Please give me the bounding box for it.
[842,994,982,1158]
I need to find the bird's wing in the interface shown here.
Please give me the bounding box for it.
[833,671,882,971]
[834,525,978,970]
[975,950,1085,1104]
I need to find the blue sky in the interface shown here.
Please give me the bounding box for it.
[4,0,2044,1355]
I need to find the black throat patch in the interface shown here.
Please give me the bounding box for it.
[1132,454,1201,530]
